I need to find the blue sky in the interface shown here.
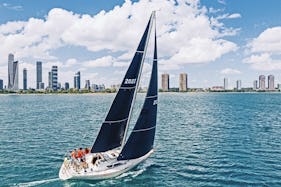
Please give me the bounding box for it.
[0,0,281,89]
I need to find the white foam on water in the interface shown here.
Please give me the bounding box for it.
[14,178,59,187]
[116,160,154,180]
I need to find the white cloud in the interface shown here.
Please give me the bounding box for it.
[0,0,240,87]
[82,56,114,68]
[220,68,241,74]
[217,13,242,20]
[0,0,238,63]
[243,53,270,64]
[244,27,281,71]
[243,53,281,71]
[159,59,181,71]
[209,7,224,14]
[162,38,237,69]
[227,13,241,19]
[0,21,26,34]
[249,27,281,54]
[64,58,78,68]
[218,0,226,5]
[113,61,129,67]
[2,3,23,11]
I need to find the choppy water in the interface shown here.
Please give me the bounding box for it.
[1,93,281,186]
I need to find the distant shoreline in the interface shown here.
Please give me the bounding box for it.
[0,90,280,95]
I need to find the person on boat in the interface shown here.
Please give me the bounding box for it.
[77,148,84,161]
[71,149,77,159]
[84,148,89,155]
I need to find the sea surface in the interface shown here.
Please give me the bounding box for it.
[1,93,281,187]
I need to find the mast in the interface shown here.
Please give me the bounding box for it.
[120,11,155,149]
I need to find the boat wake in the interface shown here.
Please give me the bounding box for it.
[13,178,59,187]
[116,160,154,180]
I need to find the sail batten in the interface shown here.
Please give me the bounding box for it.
[91,13,154,153]
[132,126,156,133]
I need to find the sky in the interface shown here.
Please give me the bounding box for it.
[0,0,281,89]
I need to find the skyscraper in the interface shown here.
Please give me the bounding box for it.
[0,79,3,90]
[23,68,27,90]
[51,66,58,91]
[278,84,281,91]
[224,78,228,90]
[39,82,45,90]
[253,80,258,90]
[13,61,19,90]
[236,80,241,90]
[48,71,52,89]
[7,54,19,90]
[8,53,14,89]
[268,75,274,90]
[85,80,91,90]
[161,73,169,91]
[57,82,61,90]
[65,82,69,90]
[179,73,188,92]
[259,75,266,90]
[36,61,42,89]
[74,71,81,90]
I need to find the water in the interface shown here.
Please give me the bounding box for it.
[1,93,281,186]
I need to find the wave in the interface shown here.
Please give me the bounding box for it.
[13,178,59,187]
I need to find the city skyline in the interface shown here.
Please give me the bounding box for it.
[0,0,281,89]
[1,54,279,91]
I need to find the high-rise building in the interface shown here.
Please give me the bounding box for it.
[92,84,105,92]
[0,79,3,90]
[85,80,91,90]
[39,82,45,90]
[224,78,228,90]
[278,84,281,91]
[161,73,169,91]
[74,71,81,90]
[51,66,58,91]
[65,82,69,90]
[259,75,266,90]
[179,73,188,92]
[7,54,19,90]
[253,80,258,90]
[13,61,19,90]
[36,61,42,89]
[23,68,27,90]
[236,80,241,90]
[268,75,274,90]
[8,53,14,89]
[48,71,52,89]
[58,82,61,90]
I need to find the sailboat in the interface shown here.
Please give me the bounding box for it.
[59,11,158,180]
